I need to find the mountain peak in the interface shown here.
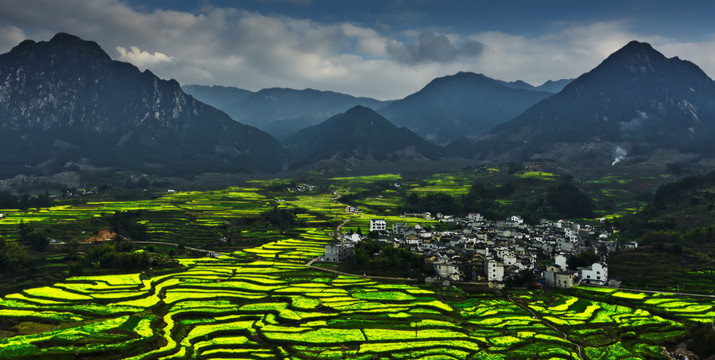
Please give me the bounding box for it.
[49,32,105,52]
[0,33,286,175]
[622,40,656,51]
[6,32,110,62]
[285,106,442,168]
[344,104,374,115]
[461,40,715,163]
[50,32,84,43]
[378,71,552,144]
[599,40,667,71]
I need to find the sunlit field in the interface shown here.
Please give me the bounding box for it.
[0,175,712,359]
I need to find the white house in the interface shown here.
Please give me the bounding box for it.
[484,257,505,282]
[543,265,560,287]
[369,219,387,232]
[554,253,568,271]
[555,271,577,288]
[467,212,482,221]
[342,233,362,243]
[579,262,608,286]
[544,265,577,288]
[434,261,461,281]
[556,239,575,252]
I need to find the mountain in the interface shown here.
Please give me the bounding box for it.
[496,78,572,93]
[0,33,286,177]
[376,72,553,145]
[535,79,573,93]
[450,41,715,163]
[284,105,443,169]
[182,85,390,140]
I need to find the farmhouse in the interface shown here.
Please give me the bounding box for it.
[555,271,578,288]
[484,257,505,282]
[323,243,354,263]
[433,260,462,281]
[579,262,608,286]
[369,218,387,232]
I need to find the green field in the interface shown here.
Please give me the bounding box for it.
[1,253,711,358]
[0,175,712,358]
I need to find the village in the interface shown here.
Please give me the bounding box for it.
[323,209,637,289]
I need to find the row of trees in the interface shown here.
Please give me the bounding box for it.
[236,207,305,229]
[66,238,178,276]
[401,178,595,224]
[340,239,435,279]
[0,237,30,274]
[0,191,52,210]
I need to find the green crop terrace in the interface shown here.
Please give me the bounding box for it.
[0,176,712,359]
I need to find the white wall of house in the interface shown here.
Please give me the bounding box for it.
[554,254,568,271]
[484,258,505,282]
[555,272,576,288]
[579,262,608,285]
[369,219,387,232]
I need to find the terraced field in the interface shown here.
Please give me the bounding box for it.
[0,178,713,359]
[1,249,712,359]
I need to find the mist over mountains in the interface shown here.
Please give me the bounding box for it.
[2,33,714,179]
[183,85,390,140]
[186,73,569,146]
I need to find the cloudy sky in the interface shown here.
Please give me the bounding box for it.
[1,0,715,99]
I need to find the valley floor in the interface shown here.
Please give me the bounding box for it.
[0,175,712,359]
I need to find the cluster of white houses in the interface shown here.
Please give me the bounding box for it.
[324,213,632,288]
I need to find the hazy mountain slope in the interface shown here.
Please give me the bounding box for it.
[284,105,443,168]
[449,41,715,162]
[376,72,553,145]
[0,33,286,177]
[183,85,391,140]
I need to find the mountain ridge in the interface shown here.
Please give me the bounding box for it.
[183,84,390,140]
[284,105,443,169]
[376,71,555,145]
[0,33,286,177]
[449,40,715,164]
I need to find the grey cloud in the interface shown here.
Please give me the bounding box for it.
[387,31,484,64]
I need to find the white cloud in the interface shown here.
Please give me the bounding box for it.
[0,1,714,100]
[656,39,715,79]
[116,46,173,68]
[386,31,484,64]
[0,23,27,53]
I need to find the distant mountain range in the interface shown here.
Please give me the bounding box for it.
[449,41,715,164]
[183,85,389,140]
[186,73,570,146]
[497,78,573,93]
[2,33,713,179]
[284,105,443,168]
[377,72,559,145]
[0,33,287,177]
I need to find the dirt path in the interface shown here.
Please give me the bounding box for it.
[506,292,584,359]
[333,218,350,240]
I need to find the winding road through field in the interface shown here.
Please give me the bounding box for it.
[506,292,584,360]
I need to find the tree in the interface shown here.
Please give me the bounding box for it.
[546,182,595,218]
[19,221,49,251]
[108,211,149,241]
[0,237,30,274]
[567,251,600,270]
